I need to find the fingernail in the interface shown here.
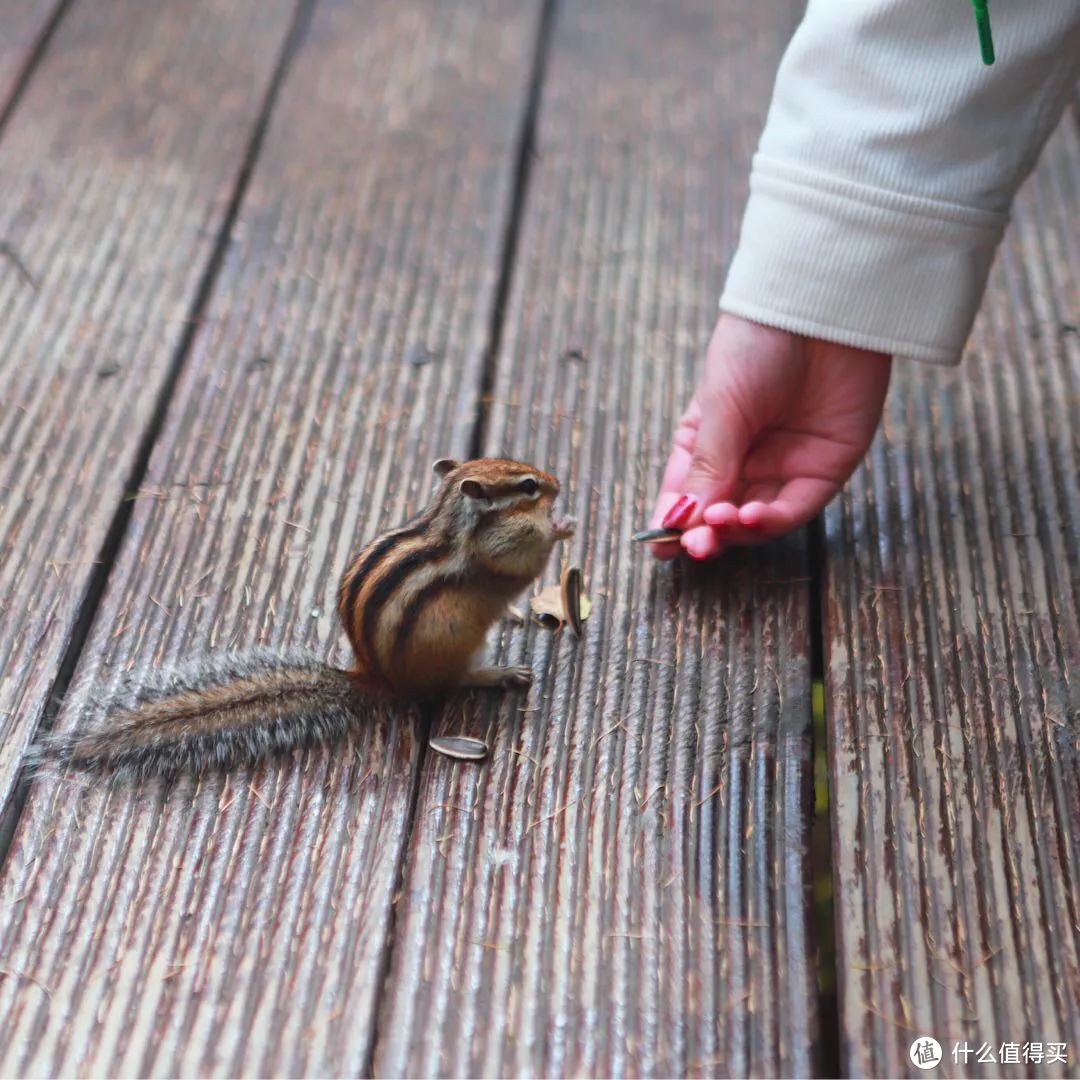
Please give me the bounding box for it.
[661,494,698,530]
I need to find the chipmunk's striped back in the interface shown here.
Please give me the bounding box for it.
[337,512,451,690]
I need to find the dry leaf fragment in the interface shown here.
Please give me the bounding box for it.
[530,569,592,632]
[429,735,489,762]
[530,585,565,625]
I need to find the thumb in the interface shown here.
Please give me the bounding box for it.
[675,380,751,522]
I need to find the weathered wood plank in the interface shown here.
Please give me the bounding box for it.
[825,112,1080,1078]
[0,1,543,1074]
[0,0,302,815]
[375,3,815,1076]
[0,0,61,111]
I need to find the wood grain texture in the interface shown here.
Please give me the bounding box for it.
[375,3,815,1076]
[0,0,300,815]
[0,0,61,110]
[825,112,1080,1078]
[0,0,542,1074]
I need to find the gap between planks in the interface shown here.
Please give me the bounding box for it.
[363,0,561,1070]
[469,0,560,460]
[0,0,320,868]
[0,0,73,140]
[808,516,843,1078]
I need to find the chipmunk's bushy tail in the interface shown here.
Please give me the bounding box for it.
[31,648,371,782]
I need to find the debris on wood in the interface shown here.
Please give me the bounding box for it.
[407,344,437,367]
[0,241,38,291]
[560,346,586,363]
[429,735,489,762]
[530,566,591,632]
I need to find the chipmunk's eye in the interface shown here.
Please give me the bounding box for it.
[517,478,539,496]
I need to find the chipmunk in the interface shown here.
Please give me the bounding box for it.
[35,458,574,781]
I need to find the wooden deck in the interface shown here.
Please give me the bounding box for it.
[0,2,1075,1076]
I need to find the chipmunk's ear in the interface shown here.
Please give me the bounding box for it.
[432,458,459,479]
[459,478,489,502]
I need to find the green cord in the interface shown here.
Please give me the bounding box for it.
[972,0,995,65]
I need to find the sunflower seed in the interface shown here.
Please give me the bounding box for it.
[429,735,489,762]
[631,527,682,543]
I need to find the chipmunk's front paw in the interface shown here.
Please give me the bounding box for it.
[498,665,534,689]
[461,665,534,690]
[553,515,576,541]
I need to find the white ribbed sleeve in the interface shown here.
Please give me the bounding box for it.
[720,0,1080,364]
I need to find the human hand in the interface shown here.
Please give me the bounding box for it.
[649,314,892,560]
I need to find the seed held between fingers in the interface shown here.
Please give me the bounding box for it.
[632,527,684,544]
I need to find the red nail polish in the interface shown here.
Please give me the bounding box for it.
[662,494,698,530]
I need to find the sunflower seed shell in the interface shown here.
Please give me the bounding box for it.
[561,565,584,636]
[429,735,489,762]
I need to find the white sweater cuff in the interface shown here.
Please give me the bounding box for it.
[720,155,1010,364]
